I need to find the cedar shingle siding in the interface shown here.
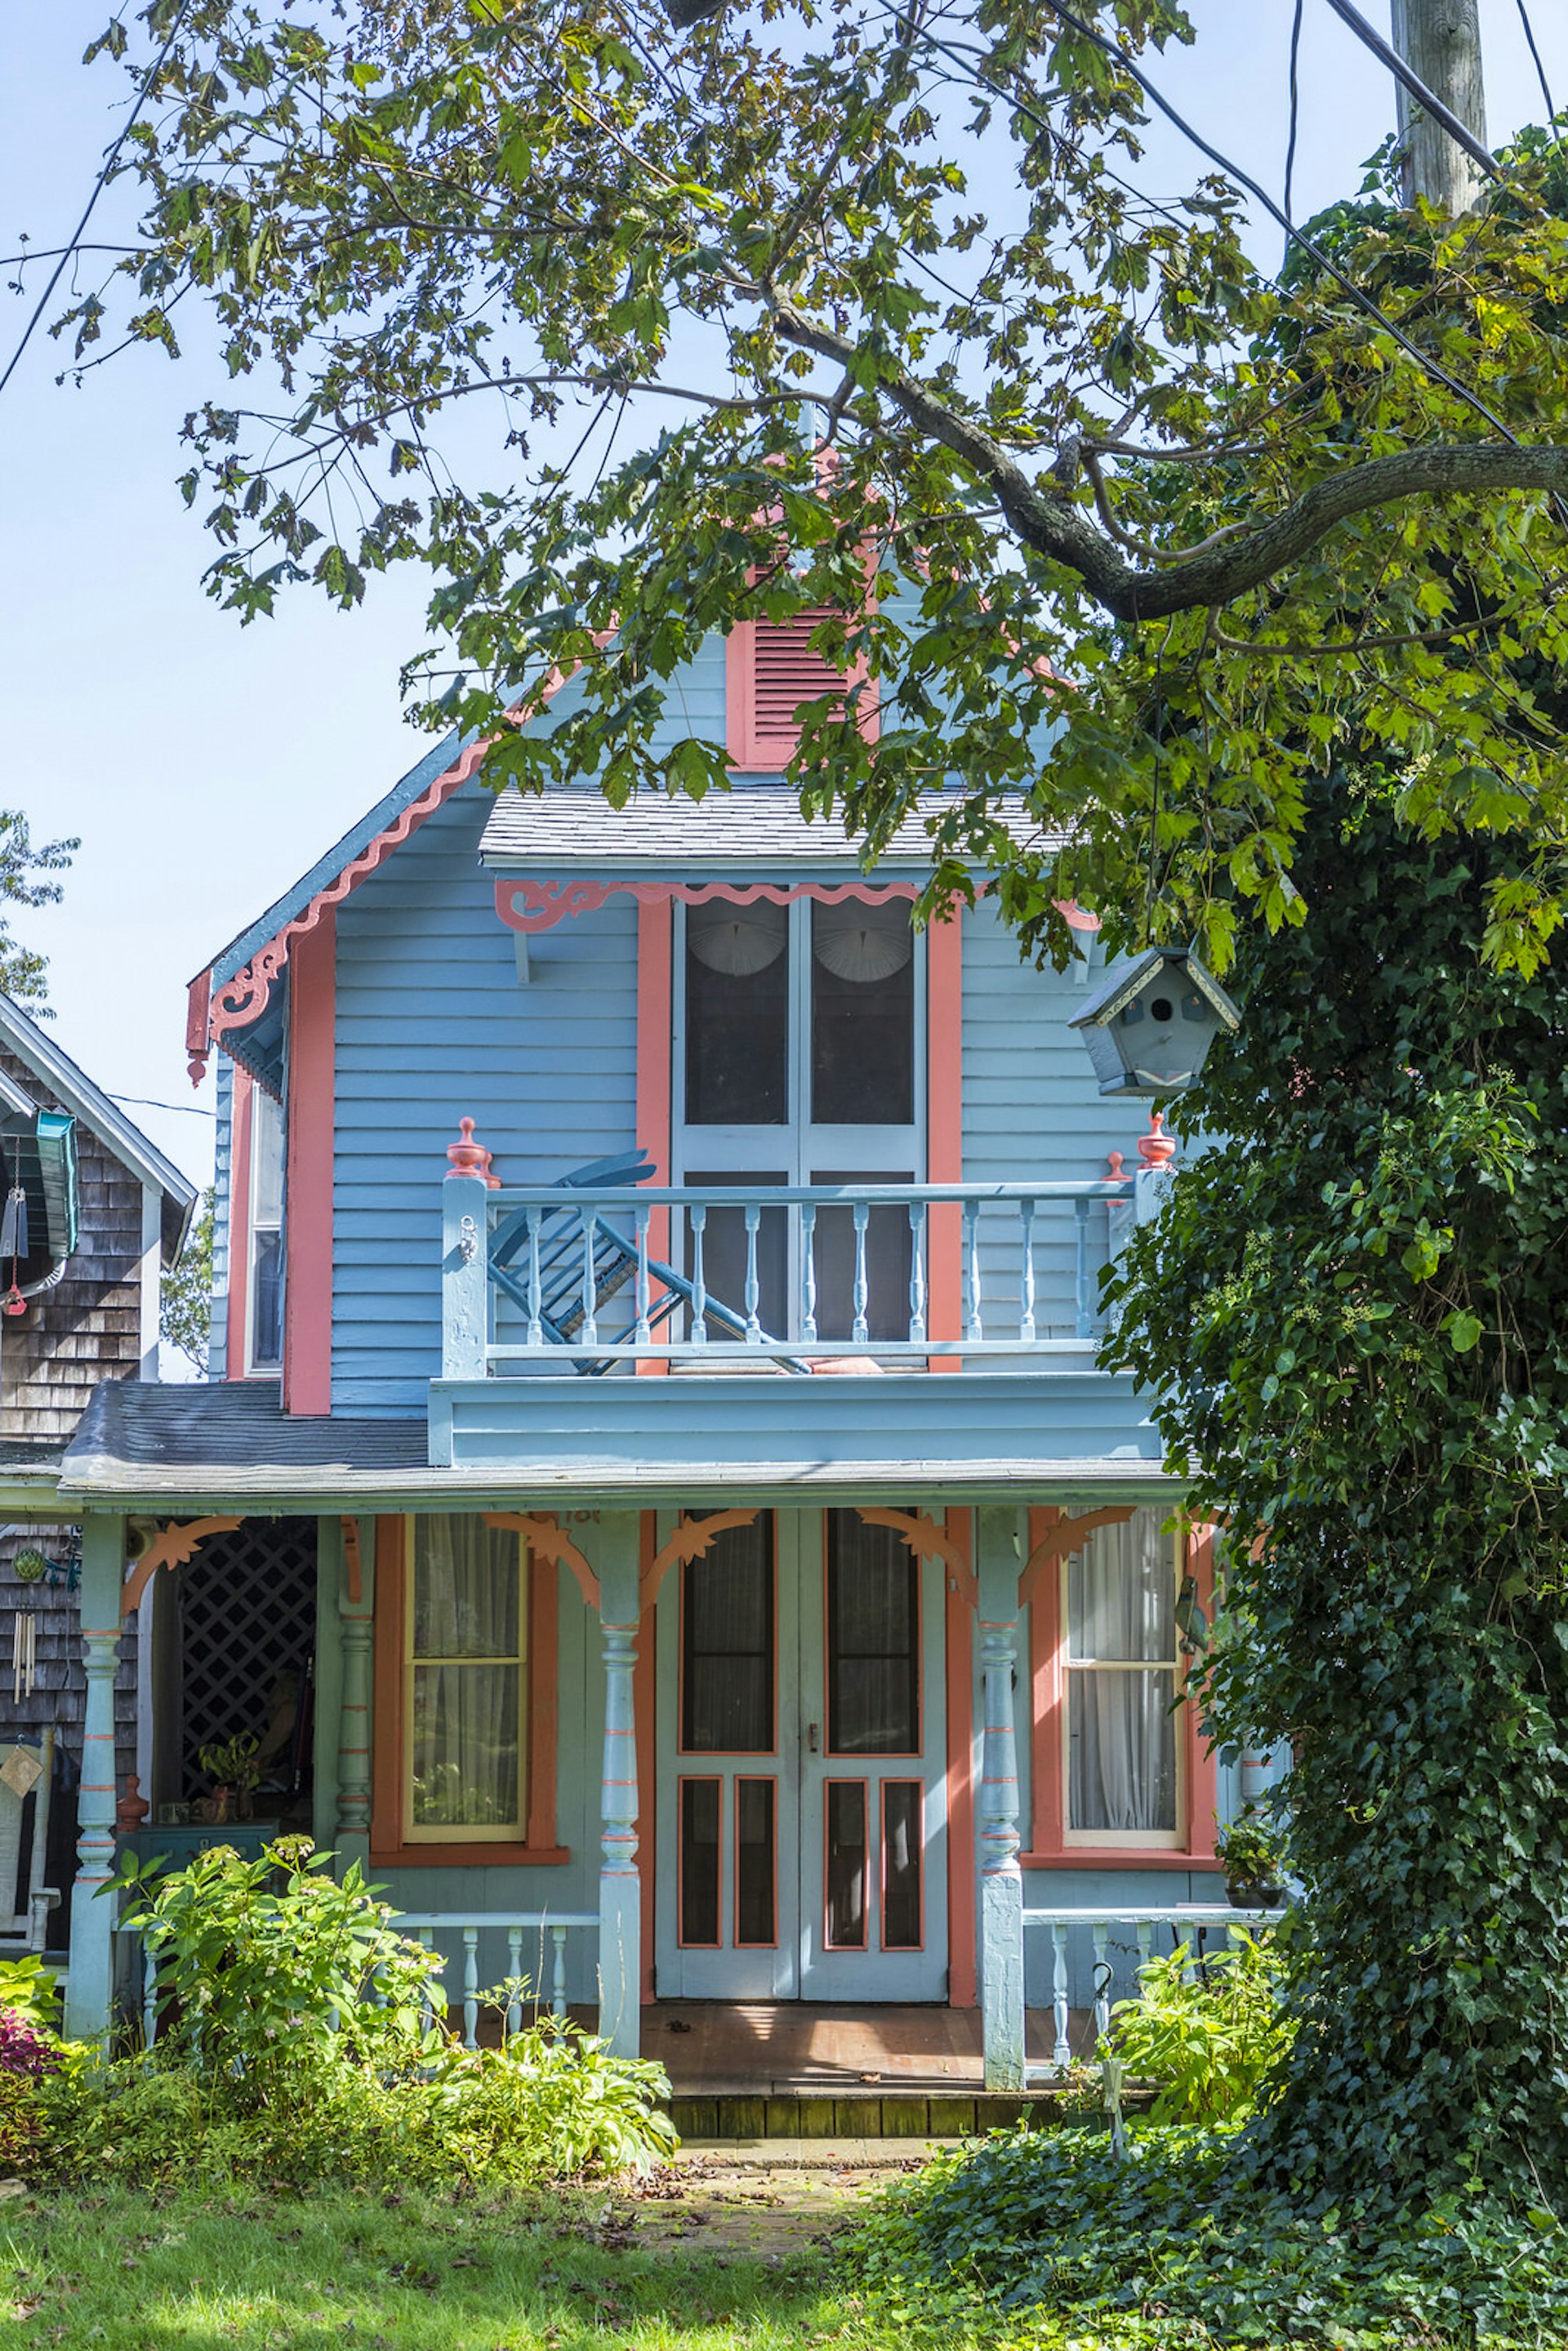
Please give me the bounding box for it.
[0,1042,145,1881]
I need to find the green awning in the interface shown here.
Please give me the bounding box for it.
[0,1107,78,1268]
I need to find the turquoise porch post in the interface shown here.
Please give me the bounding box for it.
[65,1510,127,2046]
[977,1504,1026,2091]
[595,1513,641,2060]
[334,1516,375,1877]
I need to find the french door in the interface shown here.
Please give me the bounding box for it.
[671,897,924,1341]
[653,1508,948,2001]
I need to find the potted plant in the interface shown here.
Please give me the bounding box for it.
[1215,1806,1287,1909]
[198,1734,263,1824]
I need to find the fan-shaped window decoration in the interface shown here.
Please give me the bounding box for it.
[811,898,914,984]
[688,902,788,977]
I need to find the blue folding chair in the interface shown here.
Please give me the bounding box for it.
[488,1151,808,1375]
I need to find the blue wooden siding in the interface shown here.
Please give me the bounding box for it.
[332,782,639,1412]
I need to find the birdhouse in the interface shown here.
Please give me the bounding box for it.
[1068,946,1241,1098]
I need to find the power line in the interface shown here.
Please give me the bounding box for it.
[1513,0,1557,125]
[0,3,191,403]
[109,1091,215,1117]
[1285,0,1305,226]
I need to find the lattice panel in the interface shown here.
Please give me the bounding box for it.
[180,1517,318,1796]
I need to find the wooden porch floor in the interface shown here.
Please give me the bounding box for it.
[644,2001,1093,2096]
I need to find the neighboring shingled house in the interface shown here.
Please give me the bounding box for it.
[0,993,196,1944]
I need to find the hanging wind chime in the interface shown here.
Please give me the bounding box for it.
[0,1178,29,1317]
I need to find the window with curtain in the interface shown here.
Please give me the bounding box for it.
[1063,1512,1180,1841]
[405,1517,528,1837]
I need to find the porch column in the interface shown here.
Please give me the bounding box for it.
[977,1505,1026,2091]
[65,1510,127,2046]
[335,1516,374,1876]
[596,1514,641,2060]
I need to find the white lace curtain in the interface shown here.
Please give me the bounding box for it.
[1067,1512,1178,1834]
[409,1518,525,1832]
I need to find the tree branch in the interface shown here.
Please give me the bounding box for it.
[767,297,1568,622]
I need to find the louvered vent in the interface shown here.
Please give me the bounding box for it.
[751,612,849,746]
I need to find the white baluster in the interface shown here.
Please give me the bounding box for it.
[142,1948,158,2052]
[801,1203,818,1342]
[463,1926,479,2048]
[580,1209,599,1346]
[418,1925,437,2033]
[551,1926,568,2019]
[507,1926,524,2038]
[1052,1921,1071,2069]
[908,1203,927,1343]
[964,1200,983,1342]
[634,1207,652,1345]
[1075,1196,1093,1339]
[744,1204,763,1343]
[527,1208,544,1346]
[1091,1921,1111,2044]
[851,1201,870,1342]
[1018,1197,1036,1342]
[691,1204,708,1343]
[1136,1918,1153,1979]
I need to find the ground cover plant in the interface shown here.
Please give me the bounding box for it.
[848,2124,1568,2349]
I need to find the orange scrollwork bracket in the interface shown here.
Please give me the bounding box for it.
[856,1507,977,1608]
[640,1509,760,1610]
[483,1512,599,1610]
[120,1516,243,1619]
[1018,1505,1138,1612]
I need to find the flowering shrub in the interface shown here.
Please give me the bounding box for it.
[0,2005,65,2167]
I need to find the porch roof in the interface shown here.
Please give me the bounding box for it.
[60,1378,1178,1513]
[478,781,1059,875]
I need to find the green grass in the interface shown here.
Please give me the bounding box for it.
[0,2183,921,2351]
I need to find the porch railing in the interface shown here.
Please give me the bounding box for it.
[1020,1903,1286,2079]
[443,1178,1138,1376]
[122,1909,599,2054]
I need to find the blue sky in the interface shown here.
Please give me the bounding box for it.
[1,2,1561,1195]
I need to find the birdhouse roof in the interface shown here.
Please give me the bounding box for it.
[1067,946,1241,1033]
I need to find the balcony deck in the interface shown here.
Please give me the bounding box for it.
[435,1169,1170,1481]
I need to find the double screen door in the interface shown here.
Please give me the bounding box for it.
[653,1508,948,2001]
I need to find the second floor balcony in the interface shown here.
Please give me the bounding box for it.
[433,1141,1174,1486]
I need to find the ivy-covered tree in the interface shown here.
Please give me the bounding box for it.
[1106,786,1568,2201]
[47,0,1568,968]
[0,812,75,1015]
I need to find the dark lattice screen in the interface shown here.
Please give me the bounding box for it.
[179,1517,318,1797]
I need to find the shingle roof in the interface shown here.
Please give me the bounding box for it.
[65,1378,427,1488]
[479,783,1053,873]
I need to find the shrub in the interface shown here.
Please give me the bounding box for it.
[0,2005,68,2169]
[114,1836,443,2094]
[1108,1928,1296,2123]
[0,1954,60,2030]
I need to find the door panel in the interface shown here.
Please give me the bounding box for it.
[654,1509,949,2002]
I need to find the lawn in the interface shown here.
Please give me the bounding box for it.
[0,2171,947,2351]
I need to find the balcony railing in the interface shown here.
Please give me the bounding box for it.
[1021,1903,1285,2077]
[441,1175,1139,1377]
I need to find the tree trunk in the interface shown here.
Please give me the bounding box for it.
[1390,0,1489,212]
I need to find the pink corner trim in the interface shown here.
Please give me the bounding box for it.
[493,875,918,935]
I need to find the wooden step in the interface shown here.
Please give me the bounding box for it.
[667,2087,1103,2139]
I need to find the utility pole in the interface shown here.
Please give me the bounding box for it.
[1390,0,1489,212]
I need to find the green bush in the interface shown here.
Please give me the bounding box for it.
[1108,1928,1296,2123]
[848,2124,1568,2349]
[30,1838,679,2188]
[0,1953,60,2030]
[114,1836,442,2093]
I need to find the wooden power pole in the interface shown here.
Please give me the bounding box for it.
[1390,0,1489,212]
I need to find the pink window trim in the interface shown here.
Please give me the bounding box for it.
[224,1064,255,1383]
[724,616,880,772]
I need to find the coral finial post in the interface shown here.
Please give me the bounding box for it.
[446,1116,491,1182]
[1105,1149,1125,1182]
[1136,1109,1177,1168]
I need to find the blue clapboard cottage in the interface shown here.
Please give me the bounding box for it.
[60,616,1271,2104]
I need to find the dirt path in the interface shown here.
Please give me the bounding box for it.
[612,2139,956,2262]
